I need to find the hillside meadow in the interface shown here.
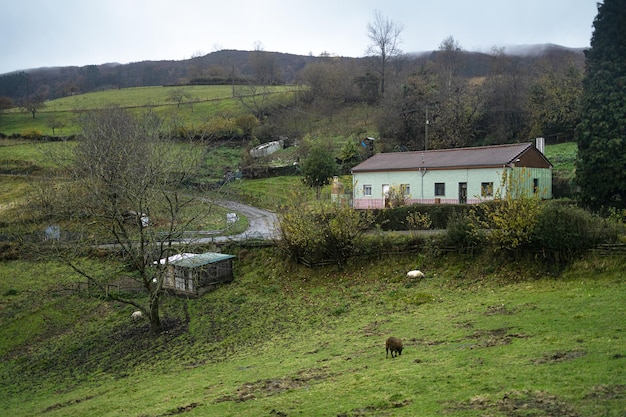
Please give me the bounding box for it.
[0,247,624,417]
[0,85,299,137]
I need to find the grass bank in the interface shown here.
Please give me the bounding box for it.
[0,85,297,137]
[0,248,624,416]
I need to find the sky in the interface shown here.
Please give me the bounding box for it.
[0,0,600,75]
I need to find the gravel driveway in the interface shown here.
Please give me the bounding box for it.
[210,200,279,242]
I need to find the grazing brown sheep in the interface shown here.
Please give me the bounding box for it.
[385,337,403,358]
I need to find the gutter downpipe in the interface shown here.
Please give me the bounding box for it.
[420,167,427,204]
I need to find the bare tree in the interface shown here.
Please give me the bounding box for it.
[165,87,193,109]
[33,107,207,334]
[436,36,463,90]
[366,10,403,98]
[46,112,65,135]
[22,91,46,119]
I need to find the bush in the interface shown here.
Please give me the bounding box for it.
[373,205,464,230]
[357,231,426,258]
[552,174,575,199]
[441,211,484,254]
[531,202,620,262]
[20,129,42,139]
[277,199,374,267]
[470,170,543,257]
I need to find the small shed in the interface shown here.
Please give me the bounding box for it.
[250,139,284,158]
[160,252,235,297]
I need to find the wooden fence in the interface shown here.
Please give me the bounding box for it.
[51,280,145,297]
[592,243,626,256]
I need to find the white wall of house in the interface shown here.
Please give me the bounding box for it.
[352,166,552,209]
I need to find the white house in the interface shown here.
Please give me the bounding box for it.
[351,142,552,209]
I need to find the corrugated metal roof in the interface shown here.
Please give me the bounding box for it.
[161,252,235,268]
[351,142,548,172]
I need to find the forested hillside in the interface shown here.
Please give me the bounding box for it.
[1,44,584,149]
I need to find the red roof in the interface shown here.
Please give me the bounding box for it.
[351,142,552,172]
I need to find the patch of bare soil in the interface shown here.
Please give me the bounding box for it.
[214,367,332,403]
[41,395,95,414]
[461,327,530,349]
[584,384,625,400]
[447,390,579,417]
[360,320,389,337]
[532,350,587,364]
[498,390,579,417]
[337,398,412,417]
[484,304,517,315]
[157,402,200,416]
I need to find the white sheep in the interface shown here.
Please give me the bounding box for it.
[406,270,425,279]
[131,310,143,320]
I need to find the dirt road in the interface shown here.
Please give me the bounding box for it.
[209,200,279,243]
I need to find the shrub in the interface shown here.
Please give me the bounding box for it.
[442,211,485,254]
[357,231,426,258]
[277,198,374,267]
[373,205,463,230]
[20,129,42,139]
[532,202,620,262]
[406,211,432,234]
[386,184,410,208]
[234,114,259,138]
[470,169,543,257]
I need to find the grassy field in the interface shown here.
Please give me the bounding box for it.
[0,85,298,136]
[543,141,577,179]
[0,248,624,416]
[0,138,250,235]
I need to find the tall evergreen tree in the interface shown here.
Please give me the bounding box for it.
[575,0,626,208]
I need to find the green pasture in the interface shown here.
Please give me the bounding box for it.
[0,85,298,136]
[543,141,577,178]
[0,249,624,416]
[0,138,251,236]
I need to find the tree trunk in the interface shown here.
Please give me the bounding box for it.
[149,297,162,334]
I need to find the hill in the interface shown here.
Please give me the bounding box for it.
[1,247,624,416]
[0,50,319,103]
[0,45,584,102]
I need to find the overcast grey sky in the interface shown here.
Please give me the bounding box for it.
[0,0,599,75]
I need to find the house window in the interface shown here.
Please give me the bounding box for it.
[363,184,372,196]
[434,183,445,196]
[401,184,410,195]
[481,182,494,197]
[533,178,539,194]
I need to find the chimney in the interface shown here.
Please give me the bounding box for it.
[536,137,545,154]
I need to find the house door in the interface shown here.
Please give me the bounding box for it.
[459,182,467,204]
[382,184,390,208]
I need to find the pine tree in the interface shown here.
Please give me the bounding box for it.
[575,0,626,208]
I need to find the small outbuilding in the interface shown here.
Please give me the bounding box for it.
[160,252,235,297]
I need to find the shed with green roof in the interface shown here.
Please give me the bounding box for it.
[160,252,235,296]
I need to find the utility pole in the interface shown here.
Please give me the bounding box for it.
[232,64,235,98]
[424,106,429,151]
